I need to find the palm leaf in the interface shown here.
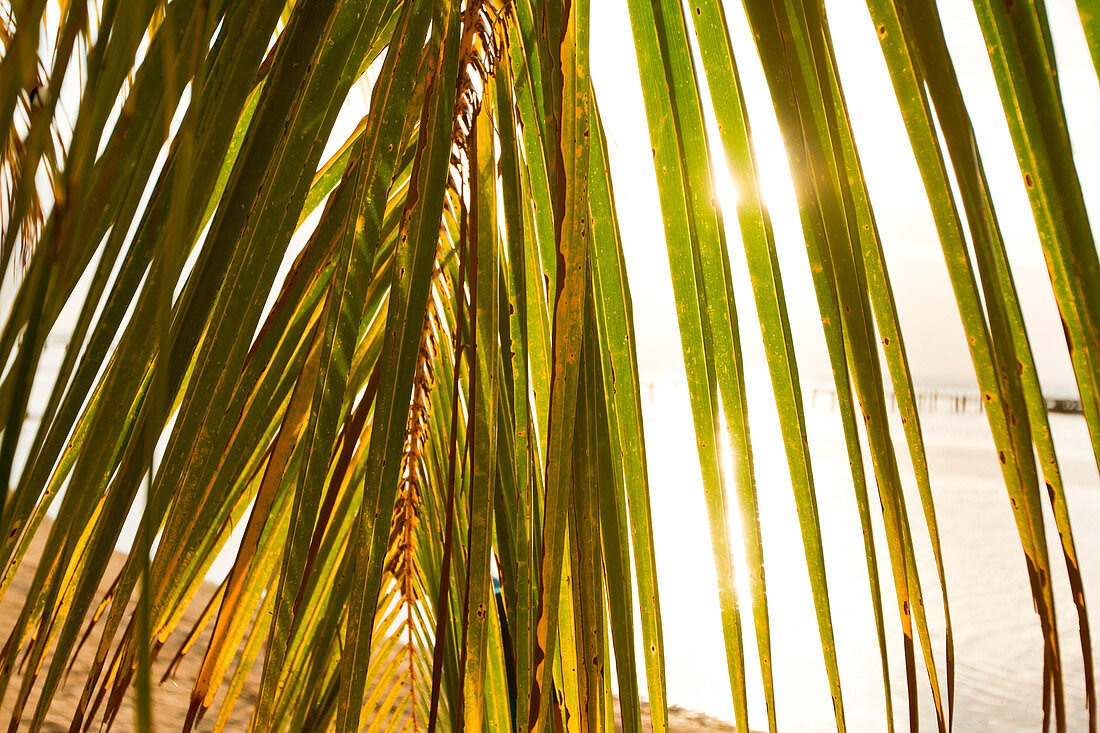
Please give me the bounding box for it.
[0,0,1096,731]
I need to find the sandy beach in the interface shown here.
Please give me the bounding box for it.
[0,519,737,732]
[0,519,262,732]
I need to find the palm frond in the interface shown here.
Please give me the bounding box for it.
[0,0,1096,731]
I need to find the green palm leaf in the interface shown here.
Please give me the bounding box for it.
[0,0,1095,730]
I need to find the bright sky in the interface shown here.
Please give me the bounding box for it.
[590,0,1100,397]
[9,0,1096,397]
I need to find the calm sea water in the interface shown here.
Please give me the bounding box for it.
[644,376,1099,732]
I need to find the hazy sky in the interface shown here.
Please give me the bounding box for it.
[590,0,1100,397]
[7,0,1097,400]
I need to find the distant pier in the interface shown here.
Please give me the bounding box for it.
[638,380,1084,416]
[807,387,1083,415]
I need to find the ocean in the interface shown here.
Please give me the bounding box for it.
[643,375,1099,732]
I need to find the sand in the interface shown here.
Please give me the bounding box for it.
[0,521,736,732]
[0,520,261,732]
